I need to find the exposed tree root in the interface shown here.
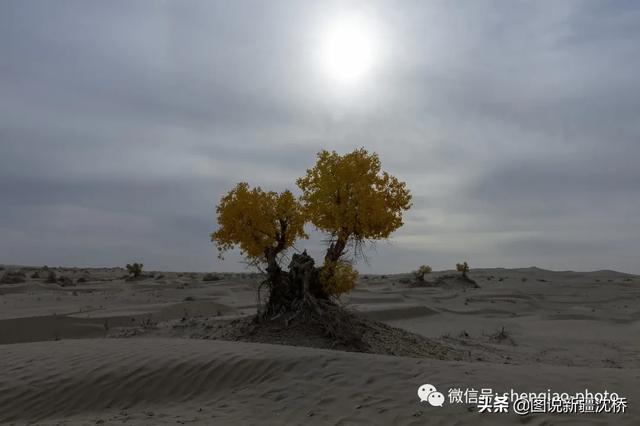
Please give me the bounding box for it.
[196,250,465,359]
[187,303,465,360]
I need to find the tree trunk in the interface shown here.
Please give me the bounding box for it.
[263,249,329,318]
[324,237,347,264]
[264,247,281,285]
[263,247,287,317]
[288,250,326,300]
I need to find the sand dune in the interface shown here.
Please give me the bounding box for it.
[0,266,639,424]
[1,338,637,425]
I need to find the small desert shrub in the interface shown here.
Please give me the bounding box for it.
[1,271,26,284]
[139,317,157,329]
[45,271,57,283]
[31,271,40,279]
[202,273,221,282]
[321,260,358,296]
[126,263,144,278]
[77,277,88,283]
[490,326,513,344]
[57,276,74,287]
[415,265,432,282]
[456,262,470,277]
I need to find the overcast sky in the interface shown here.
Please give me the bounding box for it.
[1,1,639,274]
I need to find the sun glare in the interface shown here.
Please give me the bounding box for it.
[318,14,379,88]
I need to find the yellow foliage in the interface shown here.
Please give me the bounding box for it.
[417,265,432,278]
[296,148,412,243]
[211,182,307,262]
[211,149,411,300]
[419,265,432,275]
[321,260,358,296]
[456,262,470,274]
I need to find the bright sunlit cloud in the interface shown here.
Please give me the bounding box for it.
[317,13,380,88]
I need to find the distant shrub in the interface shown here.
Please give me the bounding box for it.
[415,265,432,282]
[58,276,74,287]
[31,271,40,279]
[45,271,57,283]
[202,273,221,282]
[321,260,358,296]
[77,277,88,283]
[126,263,144,278]
[456,262,470,278]
[1,271,26,284]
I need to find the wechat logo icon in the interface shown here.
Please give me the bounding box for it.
[418,383,445,407]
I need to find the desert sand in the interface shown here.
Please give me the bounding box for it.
[1,265,638,425]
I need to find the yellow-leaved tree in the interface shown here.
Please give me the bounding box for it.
[211,182,306,283]
[297,148,412,295]
[211,149,412,318]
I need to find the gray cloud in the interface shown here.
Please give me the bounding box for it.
[1,0,638,273]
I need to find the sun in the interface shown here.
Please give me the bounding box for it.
[318,14,379,87]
